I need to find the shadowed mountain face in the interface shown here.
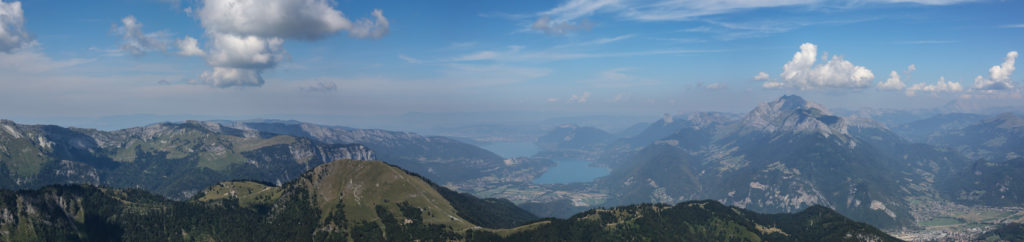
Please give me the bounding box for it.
[219,120,511,184]
[596,95,969,230]
[0,159,894,241]
[941,158,1024,206]
[536,124,616,151]
[889,113,987,142]
[927,113,1024,162]
[0,160,524,241]
[0,120,373,199]
[467,200,899,242]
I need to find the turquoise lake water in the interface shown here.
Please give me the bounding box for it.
[532,159,610,184]
[480,142,609,184]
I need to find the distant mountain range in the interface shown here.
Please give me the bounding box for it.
[536,95,979,230]
[941,158,1024,206]
[927,113,1024,162]
[0,119,531,200]
[0,159,896,241]
[218,120,515,184]
[0,120,372,199]
[5,94,1024,236]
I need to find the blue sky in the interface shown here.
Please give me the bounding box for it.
[1,0,1022,125]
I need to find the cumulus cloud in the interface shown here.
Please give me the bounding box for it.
[191,0,390,88]
[973,51,1018,90]
[0,0,32,52]
[196,67,264,87]
[199,0,344,39]
[877,71,906,90]
[198,0,389,40]
[877,65,915,90]
[762,43,874,90]
[114,16,168,56]
[176,36,205,56]
[205,33,285,69]
[906,77,963,96]
[348,9,389,39]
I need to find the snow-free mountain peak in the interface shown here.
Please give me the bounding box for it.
[739,95,848,137]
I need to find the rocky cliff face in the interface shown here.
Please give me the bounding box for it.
[737,95,851,140]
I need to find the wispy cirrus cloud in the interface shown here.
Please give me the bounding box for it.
[528,0,975,36]
[895,40,958,45]
[450,45,716,62]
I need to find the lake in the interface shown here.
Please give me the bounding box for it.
[480,141,540,158]
[532,159,610,184]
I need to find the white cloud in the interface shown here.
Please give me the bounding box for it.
[877,71,906,90]
[176,36,206,56]
[536,0,975,27]
[762,81,784,88]
[542,0,619,22]
[114,16,168,56]
[531,16,593,35]
[198,0,389,40]
[196,67,264,87]
[754,72,770,80]
[973,51,1017,90]
[906,77,963,96]
[450,45,714,62]
[556,34,634,48]
[348,9,389,39]
[569,91,592,103]
[547,97,560,102]
[1001,24,1024,29]
[763,43,874,89]
[192,0,389,87]
[398,54,421,64]
[877,65,915,90]
[0,0,31,53]
[199,0,347,40]
[196,34,285,87]
[205,33,285,69]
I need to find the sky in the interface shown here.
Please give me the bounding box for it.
[1,0,1023,128]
